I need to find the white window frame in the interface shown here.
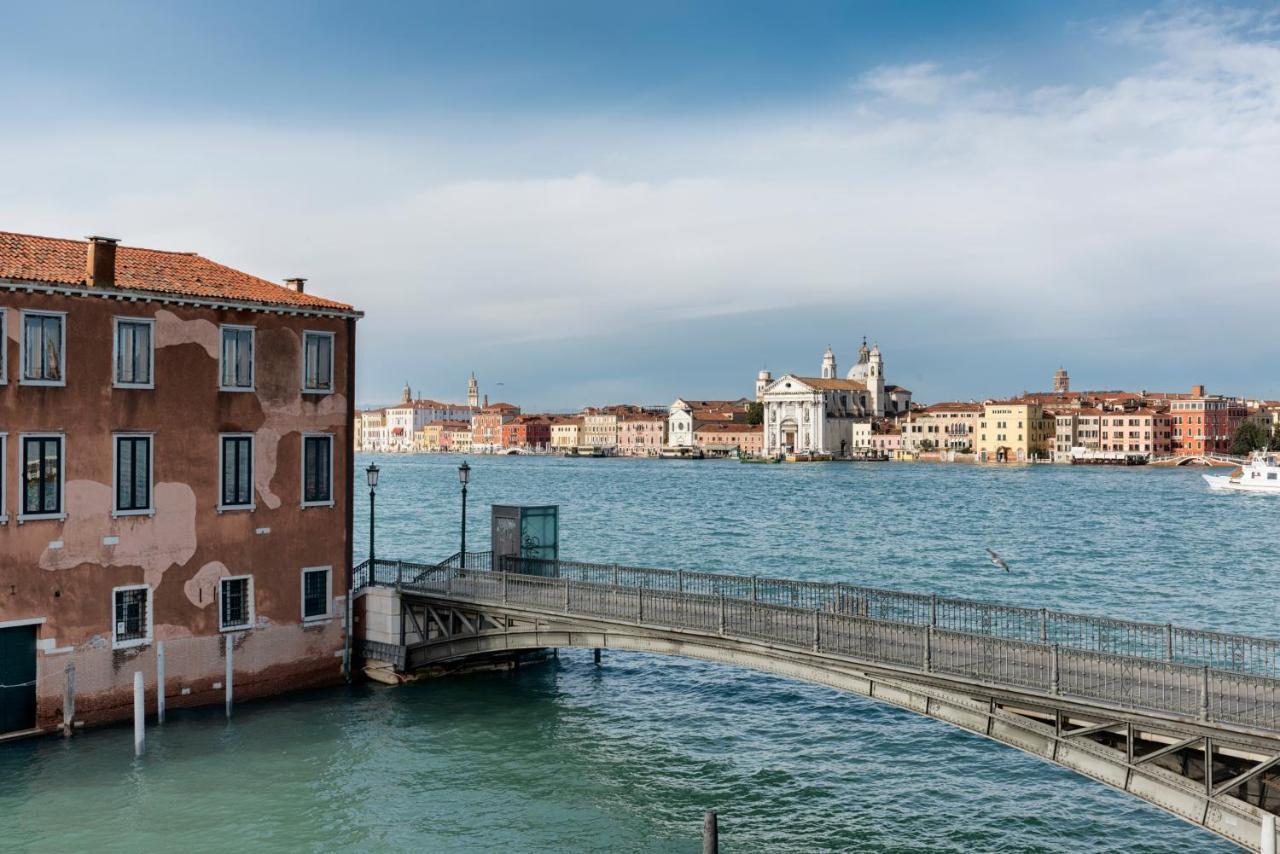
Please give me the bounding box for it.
[112,432,155,517]
[112,316,156,390]
[300,566,333,622]
[300,432,335,508]
[219,324,256,392]
[217,432,256,512]
[301,330,335,395]
[218,575,255,632]
[17,432,66,522]
[0,433,6,524]
[112,584,153,650]
[19,309,67,387]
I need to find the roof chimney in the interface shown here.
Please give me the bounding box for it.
[85,236,119,287]
[283,277,307,293]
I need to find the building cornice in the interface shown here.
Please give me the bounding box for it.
[0,277,363,321]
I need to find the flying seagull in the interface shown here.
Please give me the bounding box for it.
[986,549,1010,572]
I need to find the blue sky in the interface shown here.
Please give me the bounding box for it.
[3,1,1279,408]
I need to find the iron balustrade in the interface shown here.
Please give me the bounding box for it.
[352,555,1280,733]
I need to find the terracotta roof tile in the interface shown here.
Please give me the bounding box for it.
[0,230,355,313]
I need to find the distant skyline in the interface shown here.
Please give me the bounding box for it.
[3,1,1279,410]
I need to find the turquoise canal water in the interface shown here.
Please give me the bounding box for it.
[4,455,1276,853]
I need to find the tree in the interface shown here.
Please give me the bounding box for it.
[919,439,936,452]
[1270,426,1280,452]
[746,401,764,426]
[1229,421,1269,456]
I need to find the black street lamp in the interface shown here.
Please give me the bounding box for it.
[458,461,471,568]
[366,463,380,583]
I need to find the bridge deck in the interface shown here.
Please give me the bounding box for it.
[354,555,1280,850]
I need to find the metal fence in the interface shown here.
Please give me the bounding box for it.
[354,555,1280,733]
[468,555,1280,678]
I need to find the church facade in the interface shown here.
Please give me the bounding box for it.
[758,342,911,456]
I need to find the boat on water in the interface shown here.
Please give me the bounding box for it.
[1203,452,1280,493]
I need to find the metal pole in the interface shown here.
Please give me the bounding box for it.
[133,671,145,756]
[62,660,75,737]
[637,586,644,623]
[343,582,354,683]
[812,612,821,652]
[718,594,726,635]
[459,483,467,568]
[225,634,234,719]
[564,577,571,614]
[369,488,376,567]
[703,810,719,854]
[1262,813,1276,854]
[593,648,601,666]
[1050,644,1060,695]
[156,641,166,724]
[924,626,933,671]
[1165,623,1174,662]
[1200,665,1210,721]
[1205,737,1214,795]
[1040,608,1048,643]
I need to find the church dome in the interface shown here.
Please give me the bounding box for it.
[846,362,870,382]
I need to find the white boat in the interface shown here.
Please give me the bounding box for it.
[1203,452,1280,493]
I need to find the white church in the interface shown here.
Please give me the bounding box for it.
[757,341,911,456]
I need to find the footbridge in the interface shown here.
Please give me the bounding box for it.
[354,554,1280,850]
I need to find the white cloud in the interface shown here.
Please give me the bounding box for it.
[1,6,1279,403]
[855,62,984,105]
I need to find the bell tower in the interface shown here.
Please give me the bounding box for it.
[821,347,837,380]
[1053,367,1069,394]
[868,344,885,416]
[467,372,480,407]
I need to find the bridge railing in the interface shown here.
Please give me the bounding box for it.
[353,554,1280,680]
[374,564,1280,735]
[493,556,1280,679]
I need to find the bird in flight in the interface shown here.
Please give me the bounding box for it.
[986,549,1010,572]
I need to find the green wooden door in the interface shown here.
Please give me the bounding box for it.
[0,625,37,734]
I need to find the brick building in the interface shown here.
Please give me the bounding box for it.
[0,231,359,736]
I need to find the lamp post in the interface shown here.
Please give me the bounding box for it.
[458,461,471,568]
[366,464,380,582]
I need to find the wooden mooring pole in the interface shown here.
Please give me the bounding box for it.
[62,660,75,737]
[156,641,166,724]
[225,634,234,719]
[132,671,145,756]
[703,810,719,854]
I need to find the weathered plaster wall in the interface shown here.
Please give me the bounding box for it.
[0,289,354,729]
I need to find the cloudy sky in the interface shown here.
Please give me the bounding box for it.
[3,1,1278,409]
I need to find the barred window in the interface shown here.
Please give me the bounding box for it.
[220,576,253,631]
[302,567,330,620]
[114,586,150,647]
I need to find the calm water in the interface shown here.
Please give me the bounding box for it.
[5,455,1276,853]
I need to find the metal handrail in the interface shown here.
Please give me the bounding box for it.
[371,563,1280,735]
[390,553,1280,678]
